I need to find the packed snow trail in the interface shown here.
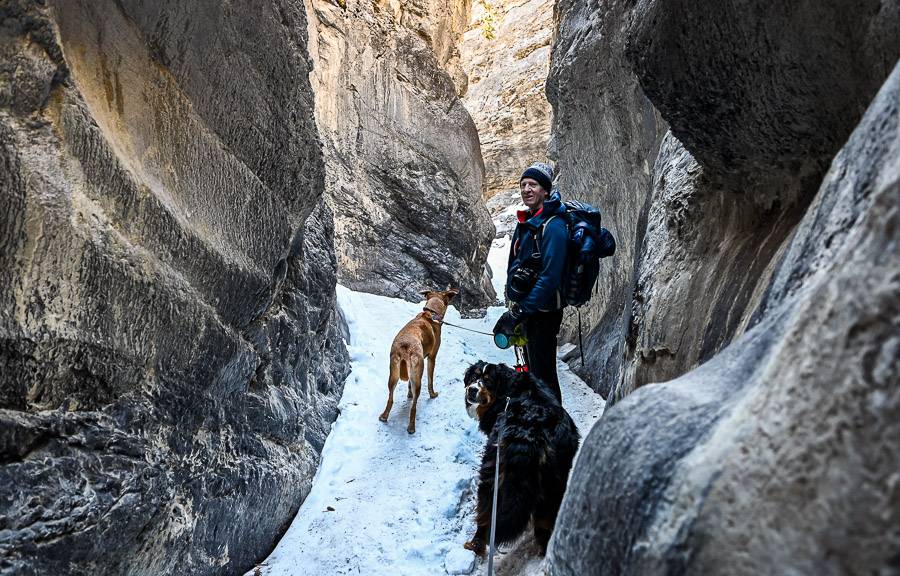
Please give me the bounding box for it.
[251,238,605,576]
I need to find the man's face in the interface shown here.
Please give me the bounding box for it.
[520,178,547,211]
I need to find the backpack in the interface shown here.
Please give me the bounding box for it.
[540,200,616,308]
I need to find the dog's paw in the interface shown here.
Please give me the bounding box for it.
[407,425,416,434]
[463,539,485,556]
[378,413,388,422]
[429,391,439,399]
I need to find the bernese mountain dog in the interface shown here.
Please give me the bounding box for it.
[462,361,580,556]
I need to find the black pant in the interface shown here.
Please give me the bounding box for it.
[523,309,564,402]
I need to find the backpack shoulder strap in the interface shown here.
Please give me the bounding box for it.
[533,215,556,259]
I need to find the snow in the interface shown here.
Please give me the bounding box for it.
[249,244,604,576]
[487,236,511,297]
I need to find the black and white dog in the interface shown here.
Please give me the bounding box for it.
[462,361,580,556]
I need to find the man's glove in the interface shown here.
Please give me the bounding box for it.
[493,309,522,336]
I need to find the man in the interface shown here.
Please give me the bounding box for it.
[493,162,567,402]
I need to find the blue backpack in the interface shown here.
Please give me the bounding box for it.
[539,200,616,307]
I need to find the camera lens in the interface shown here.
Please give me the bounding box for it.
[506,265,539,303]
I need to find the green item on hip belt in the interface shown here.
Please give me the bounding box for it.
[493,325,527,349]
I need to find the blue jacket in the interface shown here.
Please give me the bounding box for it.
[507,191,568,314]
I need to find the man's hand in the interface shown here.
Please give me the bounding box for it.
[493,309,522,336]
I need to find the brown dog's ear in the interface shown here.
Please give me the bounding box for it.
[445,288,459,302]
[419,289,433,299]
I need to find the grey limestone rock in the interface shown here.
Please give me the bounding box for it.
[547,56,900,576]
[611,0,899,397]
[307,0,496,314]
[0,1,348,574]
[626,0,900,203]
[547,0,667,397]
[615,132,801,401]
[459,0,555,201]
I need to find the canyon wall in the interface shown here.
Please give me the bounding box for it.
[616,0,899,399]
[459,0,554,203]
[546,0,666,397]
[547,0,900,573]
[306,0,496,312]
[0,1,348,574]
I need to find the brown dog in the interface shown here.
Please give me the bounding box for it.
[379,288,458,434]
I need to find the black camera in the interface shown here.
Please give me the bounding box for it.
[506,256,541,303]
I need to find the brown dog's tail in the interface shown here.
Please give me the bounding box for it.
[398,351,409,382]
[394,342,423,382]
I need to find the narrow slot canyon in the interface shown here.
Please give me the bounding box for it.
[1,1,898,575]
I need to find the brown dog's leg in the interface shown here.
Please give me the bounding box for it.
[407,356,424,434]
[426,355,438,399]
[379,356,401,422]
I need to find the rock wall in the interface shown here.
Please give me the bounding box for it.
[549,60,900,576]
[615,0,900,399]
[626,0,900,202]
[546,0,667,397]
[307,0,496,312]
[616,133,802,398]
[388,0,472,95]
[546,0,900,572]
[459,0,554,201]
[0,2,348,575]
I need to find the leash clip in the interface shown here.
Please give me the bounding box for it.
[513,346,528,372]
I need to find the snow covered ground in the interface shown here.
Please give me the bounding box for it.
[249,240,604,576]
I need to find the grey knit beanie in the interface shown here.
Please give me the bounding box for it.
[520,162,554,193]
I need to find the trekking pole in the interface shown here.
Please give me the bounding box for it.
[487,396,511,576]
[577,308,585,367]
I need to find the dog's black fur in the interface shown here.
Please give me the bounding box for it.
[462,361,580,556]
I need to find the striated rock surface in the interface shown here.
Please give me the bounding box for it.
[0,2,348,575]
[616,132,802,399]
[546,0,666,397]
[387,0,472,96]
[626,0,900,202]
[613,0,899,398]
[549,59,900,576]
[459,0,554,200]
[546,0,900,572]
[307,0,496,313]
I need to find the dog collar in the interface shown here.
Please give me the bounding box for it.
[423,306,444,323]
